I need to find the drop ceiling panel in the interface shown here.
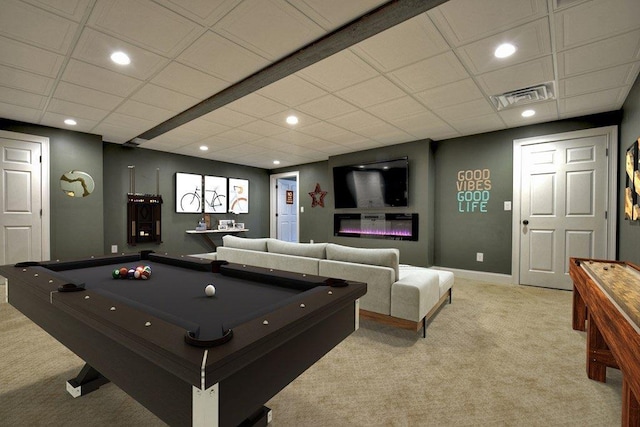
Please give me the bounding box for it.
[0,65,54,95]
[54,81,124,110]
[296,94,359,120]
[392,110,447,136]
[216,128,262,143]
[290,0,386,30]
[555,0,640,50]
[297,50,379,92]
[368,96,429,122]
[153,0,242,26]
[559,63,640,97]
[214,0,324,60]
[558,30,640,78]
[456,18,552,75]
[433,98,496,122]
[114,99,175,123]
[327,109,385,131]
[22,0,91,22]
[298,120,347,139]
[0,37,64,77]
[416,78,484,110]
[0,0,78,53]
[72,28,168,80]
[200,106,256,127]
[477,56,554,95]
[88,0,203,56]
[257,74,327,107]
[0,86,46,109]
[62,59,142,97]
[177,31,269,82]
[48,98,109,121]
[408,120,458,140]
[131,83,199,113]
[92,122,140,143]
[226,93,288,118]
[0,102,41,123]
[335,75,406,108]
[178,118,231,136]
[352,14,449,73]
[388,51,469,93]
[559,87,628,115]
[150,62,228,98]
[242,119,288,137]
[429,0,547,47]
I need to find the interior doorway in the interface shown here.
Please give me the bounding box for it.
[512,126,617,290]
[270,171,299,242]
[0,130,50,265]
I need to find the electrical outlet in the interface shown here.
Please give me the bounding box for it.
[111,245,118,254]
[476,252,484,262]
[504,201,512,211]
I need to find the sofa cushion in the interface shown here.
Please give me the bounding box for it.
[217,247,319,276]
[222,235,269,251]
[267,239,327,259]
[391,270,440,322]
[326,243,399,281]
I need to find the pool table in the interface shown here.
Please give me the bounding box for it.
[0,251,366,426]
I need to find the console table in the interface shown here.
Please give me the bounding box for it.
[570,257,640,426]
[186,229,249,250]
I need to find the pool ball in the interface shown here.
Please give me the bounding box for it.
[127,268,135,279]
[205,284,216,297]
[134,266,144,279]
[112,269,120,279]
[119,267,128,278]
[140,270,151,280]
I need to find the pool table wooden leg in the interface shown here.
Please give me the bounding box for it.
[66,363,110,398]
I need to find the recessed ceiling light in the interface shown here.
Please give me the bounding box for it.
[286,115,298,125]
[64,118,77,126]
[494,43,516,58]
[110,51,131,65]
[273,160,280,165]
[199,145,208,151]
[521,109,536,118]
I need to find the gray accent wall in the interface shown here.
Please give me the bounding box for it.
[433,112,621,274]
[103,143,270,256]
[620,73,640,265]
[0,119,104,260]
[276,139,436,267]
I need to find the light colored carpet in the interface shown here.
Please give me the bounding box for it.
[0,279,622,426]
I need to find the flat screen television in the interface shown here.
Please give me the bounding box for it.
[333,157,408,209]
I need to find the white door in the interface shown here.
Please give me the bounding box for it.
[519,134,608,290]
[277,178,297,242]
[1,132,48,264]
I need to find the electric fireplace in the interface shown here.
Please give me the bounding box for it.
[334,213,418,241]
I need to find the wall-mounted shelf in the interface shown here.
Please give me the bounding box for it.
[334,213,418,241]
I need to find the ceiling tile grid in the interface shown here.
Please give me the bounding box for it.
[0,0,639,169]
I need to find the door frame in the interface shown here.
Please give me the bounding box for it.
[0,130,51,261]
[269,171,299,240]
[511,126,618,285]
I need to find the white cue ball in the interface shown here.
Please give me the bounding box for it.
[205,284,216,297]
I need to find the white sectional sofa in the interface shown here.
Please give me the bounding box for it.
[191,236,454,337]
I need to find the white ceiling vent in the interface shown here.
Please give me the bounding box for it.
[490,82,556,111]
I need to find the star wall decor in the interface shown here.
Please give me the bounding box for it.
[309,183,327,208]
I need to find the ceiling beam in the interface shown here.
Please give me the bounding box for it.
[132,0,450,143]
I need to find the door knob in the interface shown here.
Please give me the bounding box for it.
[522,220,529,225]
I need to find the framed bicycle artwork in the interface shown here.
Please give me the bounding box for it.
[176,172,202,213]
[204,175,227,214]
[229,178,249,214]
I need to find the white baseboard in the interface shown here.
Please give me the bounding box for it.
[431,266,513,285]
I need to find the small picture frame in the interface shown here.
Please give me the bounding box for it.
[234,223,245,230]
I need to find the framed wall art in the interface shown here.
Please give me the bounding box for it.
[176,172,202,213]
[229,178,249,214]
[625,138,640,221]
[204,175,227,213]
